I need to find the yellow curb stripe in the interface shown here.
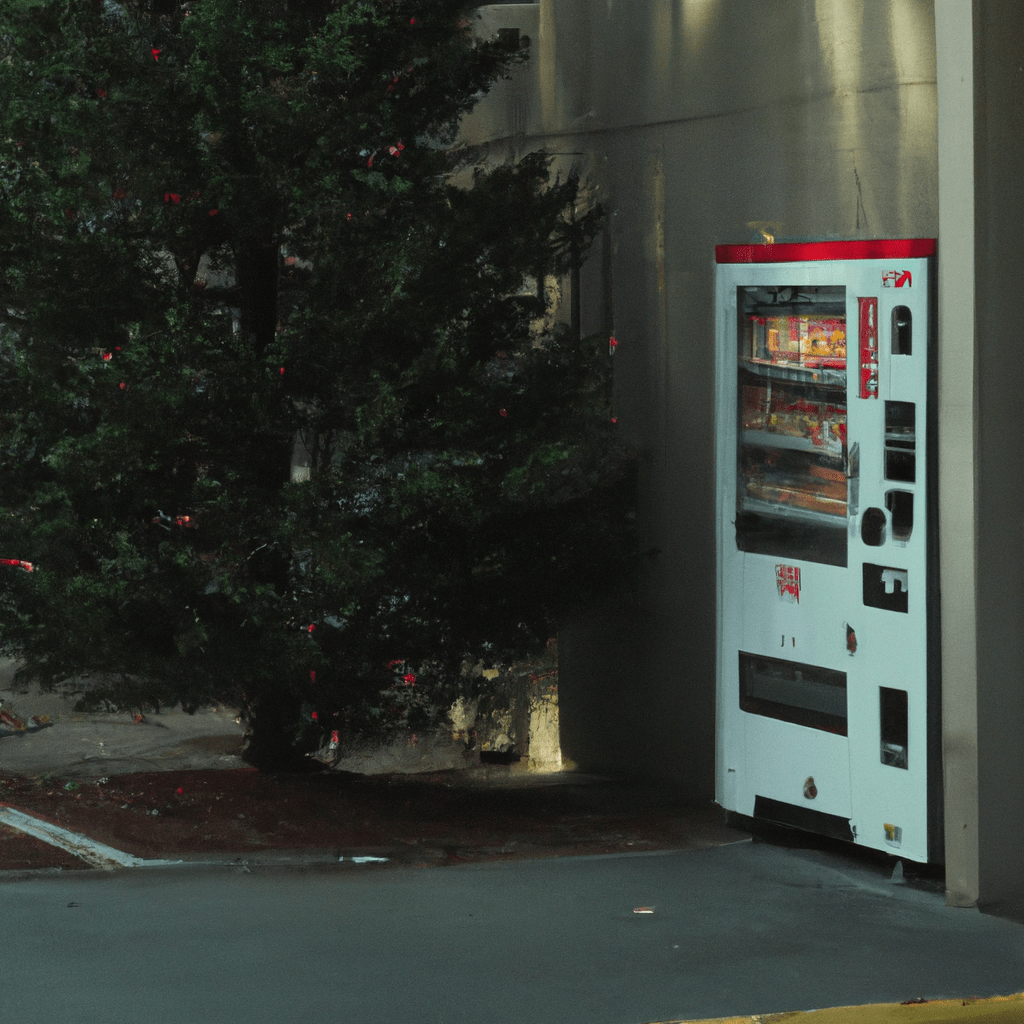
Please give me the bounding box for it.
[646,992,1024,1024]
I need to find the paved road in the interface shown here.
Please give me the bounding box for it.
[3,839,1022,1024]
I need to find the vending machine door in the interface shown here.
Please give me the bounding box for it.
[715,240,936,862]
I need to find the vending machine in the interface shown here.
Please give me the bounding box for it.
[714,239,940,863]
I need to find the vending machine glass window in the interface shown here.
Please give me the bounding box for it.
[735,285,848,567]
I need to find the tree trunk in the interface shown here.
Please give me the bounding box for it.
[237,236,280,352]
[241,689,320,772]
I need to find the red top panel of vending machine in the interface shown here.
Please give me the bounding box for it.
[716,239,936,264]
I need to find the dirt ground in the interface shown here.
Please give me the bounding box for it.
[0,666,746,873]
[0,766,746,872]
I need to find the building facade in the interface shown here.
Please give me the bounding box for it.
[465,0,1024,919]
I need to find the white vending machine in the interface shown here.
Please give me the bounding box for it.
[714,239,940,863]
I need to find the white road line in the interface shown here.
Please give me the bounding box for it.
[0,806,183,869]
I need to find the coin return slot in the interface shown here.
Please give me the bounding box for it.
[885,400,916,482]
[880,686,908,769]
[891,306,912,355]
[885,489,913,542]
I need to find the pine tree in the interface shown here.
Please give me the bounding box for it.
[0,0,635,768]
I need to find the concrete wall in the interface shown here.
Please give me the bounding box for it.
[470,0,939,791]
[971,0,1024,921]
[934,0,978,909]
[467,0,1024,917]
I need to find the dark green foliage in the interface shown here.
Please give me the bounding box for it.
[0,0,636,767]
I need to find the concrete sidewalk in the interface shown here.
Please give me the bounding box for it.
[649,839,1024,1024]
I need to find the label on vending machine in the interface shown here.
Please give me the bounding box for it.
[775,564,801,603]
[858,297,878,399]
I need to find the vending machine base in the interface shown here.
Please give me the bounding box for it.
[750,796,855,844]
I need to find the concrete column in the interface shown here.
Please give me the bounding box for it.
[934,0,979,908]
[970,0,1024,920]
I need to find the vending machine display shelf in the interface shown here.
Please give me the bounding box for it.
[885,429,917,444]
[741,495,847,525]
[742,430,844,457]
[739,357,846,388]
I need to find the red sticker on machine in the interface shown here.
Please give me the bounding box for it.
[776,564,800,603]
[859,296,878,399]
[882,270,912,288]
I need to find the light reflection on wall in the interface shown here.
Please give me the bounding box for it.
[888,1,937,237]
[539,0,558,134]
[815,0,865,96]
[889,0,933,83]
[681,0,721,58]
[650,4,674,101]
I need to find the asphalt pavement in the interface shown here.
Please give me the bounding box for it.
[4,658,1023,1022]
[2,834,1023,1024]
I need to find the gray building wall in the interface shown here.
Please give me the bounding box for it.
[934,0,978,906]
[971,0,1024,921]
[468,0,938,791]
[468,0,1024,917]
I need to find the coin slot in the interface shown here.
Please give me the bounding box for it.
[891,306,912,355]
